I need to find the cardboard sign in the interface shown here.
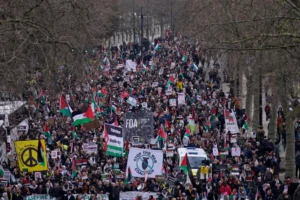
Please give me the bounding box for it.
[51,150,57,159]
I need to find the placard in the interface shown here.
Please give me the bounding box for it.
[35,172,42,180]
[166,89,172,96]
[178,93,186,105]
[169,99,177,107]
[213,147,219,156]
[51,150,57,159]
[231,147,241,157]
[152,82,159,87]
[142,102,147,108]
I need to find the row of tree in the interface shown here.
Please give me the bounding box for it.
[177,0,300,177]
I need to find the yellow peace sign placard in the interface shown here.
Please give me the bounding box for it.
[15,140,48,172]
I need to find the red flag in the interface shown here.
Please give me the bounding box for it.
[59,95,68,110]
[44,123,49,132]
[83,103,95,119]
[113,116,119,126]
[165,120,171,129]
[101,88,107,95]
[224,109,230,118]
[158,125,167,140]
[125,139,129,152]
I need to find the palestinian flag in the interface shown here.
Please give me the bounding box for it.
[113,116,119,126]
[59,95,72,118]
[167,75,175,85]
[0,165,4,177]
[125,139,129,157]
[71,157,77,178]
[182,55,187,63]
[156,125,167,143]
[184,126,191,138]
[155,41,161,51]
[125,167,132,185]
[242,115,249,130]
[71,126,79,139]
[43,123,52,143]
[205,118,211,132]
[73,103,95,126]
[180,153,189,174]
[37,138,45,167]
[103,124,109,151]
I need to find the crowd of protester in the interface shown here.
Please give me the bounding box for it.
[0,35,300,200]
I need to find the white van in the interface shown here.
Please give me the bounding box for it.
[177,147,210,179]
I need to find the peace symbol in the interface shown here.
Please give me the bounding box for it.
[21,147,38,167]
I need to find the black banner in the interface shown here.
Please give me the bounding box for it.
[123,111,154,143]
[105,124,123,137]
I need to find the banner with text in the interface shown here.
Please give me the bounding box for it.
[224,109,239,133]
[126,148,163,178]
[120,192,158,200]
[123,111,154,143]
[105,124,124,157]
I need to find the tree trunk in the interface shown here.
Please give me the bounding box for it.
[268,97,278,143]
[238,68,244,106]
[233,62,238,97]
[285,117,296,178]
[252,71,260,132]
[245,75,253,133]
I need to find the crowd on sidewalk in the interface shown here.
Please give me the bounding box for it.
[0,35,300,200]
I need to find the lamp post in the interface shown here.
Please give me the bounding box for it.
[141,7,144,57]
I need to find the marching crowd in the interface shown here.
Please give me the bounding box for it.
[1,35,300,200]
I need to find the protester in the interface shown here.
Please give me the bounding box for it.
[0,35,299,200]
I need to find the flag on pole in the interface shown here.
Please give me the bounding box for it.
[73,103,95,126]
[71,157,77,178]
[156,125,167,143]
[242,114,249,130]
[37,137,45,167]
[182,55,187,63]
[155,41,161,51]
[103,124,109,151]
[125,167,132,185]
[59,95,72,118]
[180,153,189,174]
[184,126,191,138]
[43,123,52,143]
[71,126,79,139]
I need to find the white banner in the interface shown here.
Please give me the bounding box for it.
[178,93,186,105]
[126,148,163,178]
[120,192,158,200]
[126,60,137,72]
[224,109,239,133]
